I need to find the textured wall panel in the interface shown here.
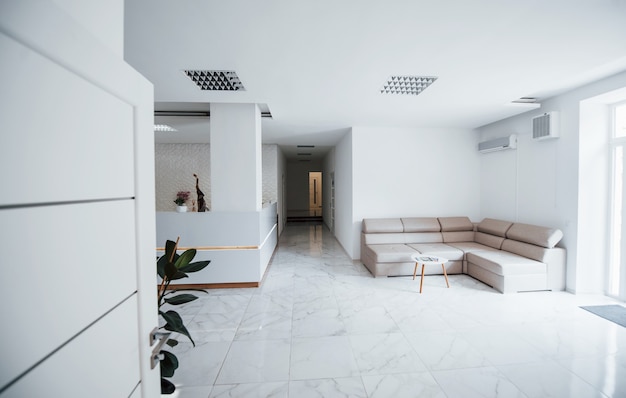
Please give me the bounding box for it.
[263,144,278,205]
[155,144,211,211]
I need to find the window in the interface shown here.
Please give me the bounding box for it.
[608,102,626,298]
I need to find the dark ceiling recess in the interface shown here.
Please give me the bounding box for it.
[154,110,272,118]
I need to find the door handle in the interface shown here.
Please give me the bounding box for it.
[150,327,172,369]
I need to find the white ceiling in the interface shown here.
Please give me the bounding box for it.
[124,0,626,159]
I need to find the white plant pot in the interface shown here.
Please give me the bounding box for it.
[176,205,187,213]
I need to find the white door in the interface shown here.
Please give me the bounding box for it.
[0,1,159,397]
[309,172,322,214]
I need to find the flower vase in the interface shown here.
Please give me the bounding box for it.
[176,205,187,213]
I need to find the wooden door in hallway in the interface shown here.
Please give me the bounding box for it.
[309,172,322,216]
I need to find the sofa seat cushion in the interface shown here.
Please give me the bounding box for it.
[446,241,496,255]
[367,244,417,263]
[407,243,464,261]
[467,251,546,276]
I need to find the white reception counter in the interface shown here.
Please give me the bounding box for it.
[156,203,278,288]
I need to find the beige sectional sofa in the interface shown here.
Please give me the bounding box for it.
[360,216,566,293]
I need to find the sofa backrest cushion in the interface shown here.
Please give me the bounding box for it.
[362,218,403,233]
[438,216,474,232]
[506,223,563,249]
[401,217,440,232]
[443,231,475,243]
[477,218,513,237]
[362,232,408,245]
[474,231,505,249]
[404,232,443,244]
[501,239,552,262]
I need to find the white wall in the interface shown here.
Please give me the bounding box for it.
[210,103,262,211]
[323,147,336,231]
[333,130,354,257]
[276,147,287,234]
[339,126,481,259]
[476,70,626,294]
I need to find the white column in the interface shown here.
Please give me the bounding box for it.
[210,103,262,211]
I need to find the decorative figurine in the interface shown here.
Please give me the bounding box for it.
[193,173,208,212]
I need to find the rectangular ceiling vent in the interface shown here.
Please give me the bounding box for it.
[183,70,245,91]
[380,76,437,95]
[478,134,517,153]
[532,112,559,140]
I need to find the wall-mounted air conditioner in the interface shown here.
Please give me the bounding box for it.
[478,134,517,153]
[532,111,559,140]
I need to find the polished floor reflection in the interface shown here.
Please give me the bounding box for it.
[166,222,626,398]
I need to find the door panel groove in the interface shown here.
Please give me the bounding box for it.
[0,291,137,394]
[0,196,135,211]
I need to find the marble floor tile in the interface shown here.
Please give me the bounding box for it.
[341,305,399,335]
[497,360,603,398]
[288,377,367,398]
[166,222,625,397]
[290,336,360,380]
[209,382,289,398]
[292,307,346,338]
[557,353,626,398]
[361,372,446,398]
[463,327,548,365]
[405,330,491,371]
[234,311,293,341]
[349,333,427,374]
[169,341,232,388]
[432,366,527,398]
[215,339,291,384]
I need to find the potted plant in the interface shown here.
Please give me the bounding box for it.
[174,191,190,212]
[157,237,211,394]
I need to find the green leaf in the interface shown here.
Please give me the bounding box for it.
[165,262,187,281]
[178,260,211,273]
[164,240,178,261]
[159,350,179,378]
[166,338,178,347]
[164,294,198,305]
[157,255,167,279]
[174,249,197,269]
[161,310,195,346]
[160,378,175,394]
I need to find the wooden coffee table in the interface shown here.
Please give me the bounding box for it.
[411,254,450,293]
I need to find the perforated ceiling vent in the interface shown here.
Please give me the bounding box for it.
[381,75,437,95]
[183,70,245,91]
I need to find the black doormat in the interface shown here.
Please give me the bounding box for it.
[580,305,626,328]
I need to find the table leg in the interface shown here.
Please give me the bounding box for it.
[413,262,418,280]
[420,264,425,293]
[442,263,450,288]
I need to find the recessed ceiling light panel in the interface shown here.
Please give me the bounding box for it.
[381,75,437,95]
[154,124,177,132]
[183,70,245,91]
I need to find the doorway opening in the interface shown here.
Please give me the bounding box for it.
[309,171,322,218]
